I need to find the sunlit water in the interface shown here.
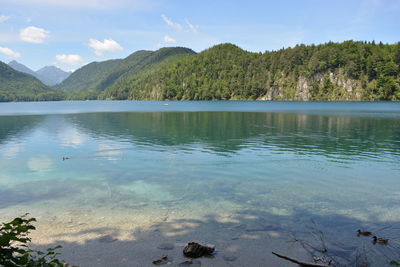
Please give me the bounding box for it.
[1,101,399,266]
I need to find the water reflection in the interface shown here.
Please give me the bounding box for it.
[68,112,400,159]
[0,115,42,144]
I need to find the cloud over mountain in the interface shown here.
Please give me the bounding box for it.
[20,26,49,43]
[88,38,123,56]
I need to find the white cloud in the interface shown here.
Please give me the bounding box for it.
[20,26,49,43]
[185,19,199,33]
[164,35,176,43]
[0,15,10,23]
[27,156,53,172]
[161,14,183,31]
[88,38,123,56]
[0,46,21,58]
[56,54,83,65]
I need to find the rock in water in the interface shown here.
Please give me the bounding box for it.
[183,242,215,258]
[153,255,168,265]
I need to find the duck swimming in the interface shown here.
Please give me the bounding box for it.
[372,236,389,245]
[357,229,372,236]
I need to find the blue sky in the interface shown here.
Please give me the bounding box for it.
[0,0,399,71]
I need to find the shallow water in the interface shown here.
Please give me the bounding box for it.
[1,101,399,266]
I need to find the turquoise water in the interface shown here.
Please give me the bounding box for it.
[1,101,400,266]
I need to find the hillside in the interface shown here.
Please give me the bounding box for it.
[99,47,197,99]
[0,61,65,101]
[98,41,400,101]
[56,59,122,95]
[59,47,195,100]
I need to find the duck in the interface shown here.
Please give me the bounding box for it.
[372,236,389,245]
[357,229,372,236]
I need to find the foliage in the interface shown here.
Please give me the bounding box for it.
[56,59,122,93]
[59,47,195,99]
[0,214,65,267]
[98,41,400,101]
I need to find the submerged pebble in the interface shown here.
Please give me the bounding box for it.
[98,235,117,243]
[222,253,237,261]
[178,259,201,266]
[157,242,175,250]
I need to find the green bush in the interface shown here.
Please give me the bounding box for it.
[0,214,65,267]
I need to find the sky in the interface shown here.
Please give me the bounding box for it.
[0,0,399,71]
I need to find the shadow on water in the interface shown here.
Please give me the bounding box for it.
[29,208,400,267]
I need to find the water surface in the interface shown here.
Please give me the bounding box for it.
[0,101,399,266]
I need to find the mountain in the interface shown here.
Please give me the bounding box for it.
[56,59,122,96]
[98,41,400,101]
[8,60,37,77]
[8,61,70,86]
[3,41,400,102]
[0,61,66,101]
[58,47,196,99]
[36,66,71,86]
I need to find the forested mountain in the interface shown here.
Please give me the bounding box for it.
[8,60,70,86]
[1,41,399,102]
[98,47,197,99]
[98,41,400,101]
[56,59,122,95]
[0,61,65,101]
[58,47,196,100]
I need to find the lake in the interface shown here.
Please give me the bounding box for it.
[0,101,399,266]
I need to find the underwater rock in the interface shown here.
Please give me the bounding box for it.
[157,242,175,250]
[183,242,215,258]
[178,259,201,266]
[222,253,237,261]
[98,235,117,243]
[152,255,168,265]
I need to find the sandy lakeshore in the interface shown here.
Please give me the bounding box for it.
[2,202,311,267]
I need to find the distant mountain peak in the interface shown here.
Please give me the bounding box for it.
[7,61,71,86]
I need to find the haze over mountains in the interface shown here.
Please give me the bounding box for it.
[0,41,399,102]
[8,60,71,86]
[0,61,65,101]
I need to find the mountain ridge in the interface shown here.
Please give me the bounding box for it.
[98,41,400,101]
[1,41,399,101]
[58,47,196,99]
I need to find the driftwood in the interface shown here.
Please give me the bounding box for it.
[272,252,329,267]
